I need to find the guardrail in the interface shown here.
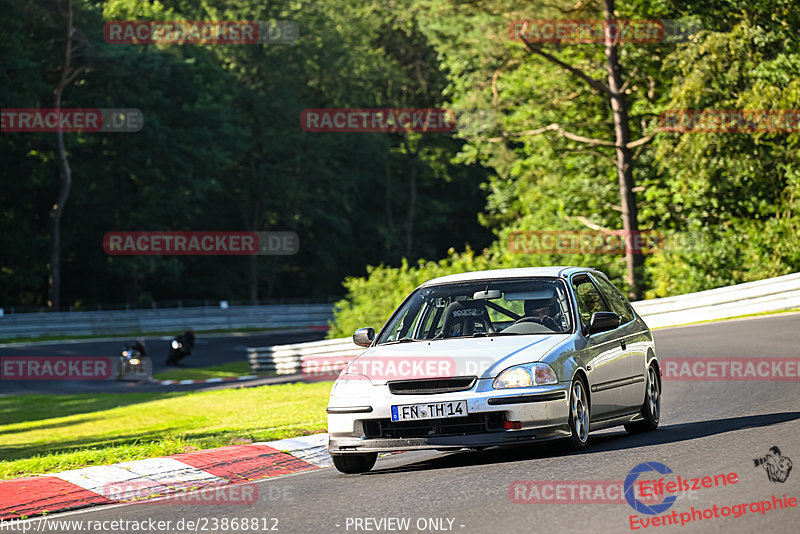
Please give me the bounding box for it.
[632,272,800,328]
[247,272,800,375]
[247,338,364,376]
[0,303,334,340]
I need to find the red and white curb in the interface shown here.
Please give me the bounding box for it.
[155,375,259,386]
[254,433,332,468]
[0,434,330,520]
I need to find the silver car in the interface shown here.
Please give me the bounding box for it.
[327,267,662,473]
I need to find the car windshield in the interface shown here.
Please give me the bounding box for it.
[377,278,573,344]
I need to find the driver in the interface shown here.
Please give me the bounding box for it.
[523,298,560,330]
[525,301,551,321]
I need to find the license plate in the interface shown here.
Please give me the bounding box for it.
[391,400,468,422]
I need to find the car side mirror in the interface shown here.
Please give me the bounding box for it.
[587,311,620,335]
[353,327,375,347]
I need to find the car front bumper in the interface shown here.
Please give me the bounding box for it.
[327,381,572,454]
[328,425,572,453]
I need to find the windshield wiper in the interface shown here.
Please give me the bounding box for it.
[382,337,418,345]
[486,331,523,336]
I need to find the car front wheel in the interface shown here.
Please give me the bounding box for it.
[565,377,590,451]
[331,452,378,474]
[625,365,661,433]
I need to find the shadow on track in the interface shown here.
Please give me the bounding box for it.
[363,411,800,475]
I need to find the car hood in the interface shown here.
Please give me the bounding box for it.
[346,335,567,384]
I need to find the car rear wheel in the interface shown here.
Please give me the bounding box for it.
[331,452,378,474]
[565,377,590,451]
[625,365,660,433]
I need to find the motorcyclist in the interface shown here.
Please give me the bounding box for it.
[181,330,195,354]
[131,337,147,358]
[119,337,148,379]
[166,330,196,366]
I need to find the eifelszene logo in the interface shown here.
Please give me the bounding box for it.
[624,461,739,515]
[753,446,793,483]
[624,462,678,515]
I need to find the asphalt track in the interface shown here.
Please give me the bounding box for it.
[15,314,800,533]
[0,330,326,394]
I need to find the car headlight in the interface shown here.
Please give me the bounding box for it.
[330,373,372,398]
[493,363,558,389]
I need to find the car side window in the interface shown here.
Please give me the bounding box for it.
[572,276,610,326]
[593,275,635,324]
[385,299,423,341]
[419,301,446,339]
[385,309,411,342]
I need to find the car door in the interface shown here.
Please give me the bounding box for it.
[571,274,631,419]
[591,273,647,410]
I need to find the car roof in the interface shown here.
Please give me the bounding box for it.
[420,266,596,287]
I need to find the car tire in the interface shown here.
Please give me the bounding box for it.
[331,453,378,474]
[625,365,661,434]
[565,377,590,451]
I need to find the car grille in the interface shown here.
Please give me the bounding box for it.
[363,413,505,439]
[388,376,477,395]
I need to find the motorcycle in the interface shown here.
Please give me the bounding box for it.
[118,339,151,379]
[166,330,195,366]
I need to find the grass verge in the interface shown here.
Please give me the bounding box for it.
[152,361,269,381]
[0,381,332,480]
